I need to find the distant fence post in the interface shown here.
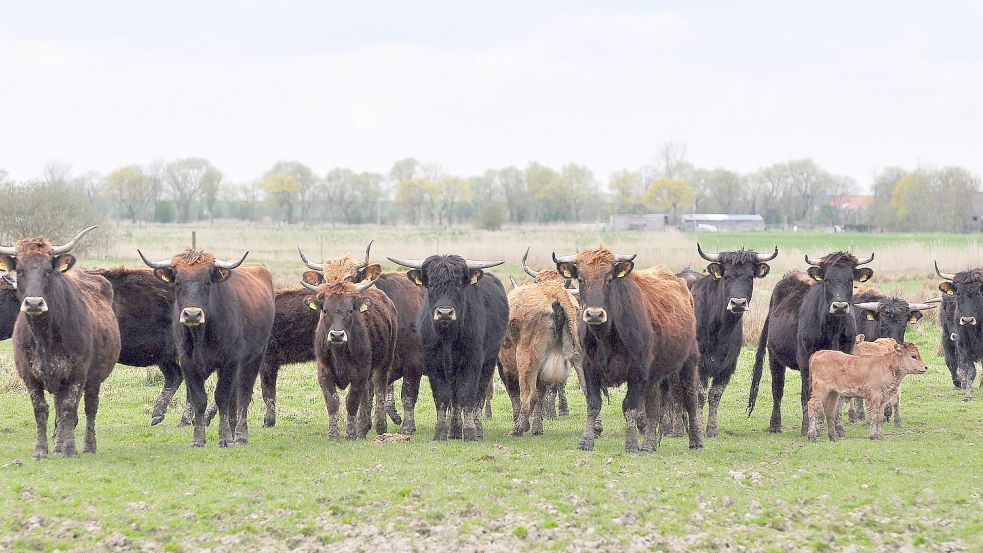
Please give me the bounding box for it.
[192,231,196,250]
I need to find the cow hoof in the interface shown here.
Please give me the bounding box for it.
[83,442,96,454]
[625,445,639,455]
[399,424,416,435]
[32,449,48,461]
[218,439,233,448]
[689,442,704,450]
[234,436,248,445]
[706,426,718,438]
[190,440,205,448]
[150,414,164,426]
[807,434,818,442]
[509,429,523,437]
[263,415,276,428]
[61,447,78,458]
[578,438,595,451]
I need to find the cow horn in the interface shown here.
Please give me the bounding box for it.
[357,240,374,268]
[509,276,519,289]
[387,257,425,269]
[465,259,504,270]
[614,253,637,262]
[553,252,577,264]
[0,243,14,256]
[138,249,172,269]
[51,226,98,255]
[521,247,539,278]
[856,253,875,266]
[907,302,937,311]
[935,261,955,281]
[299,279,320,292]
[0,272,15,286]
[297,247,322,271]
[757,246,779,262]
[853,302,882,311]
[804,254,821,266]
[924,297,944,304]
[696,243,719,262]
[353,275,378,292]
[214,252,249,270]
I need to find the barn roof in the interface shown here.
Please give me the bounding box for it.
[681,214,764,222]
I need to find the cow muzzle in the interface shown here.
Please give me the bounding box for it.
[180,307,206,327]
[433,306,457,323]
[829,301,850,315]
[328,330,348,345]
[959,316,977,327]
[20,296,48,316]
[727,298,749,313]
[582,307,608,325]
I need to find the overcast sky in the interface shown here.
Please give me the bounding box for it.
[2,1,980,189]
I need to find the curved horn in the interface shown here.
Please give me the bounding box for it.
[214,252,249,270]
[353,275,378,293]
[297,247,322,271]
[907,302,937,311]
[465,259,504,270]
[509,275,519,289]
[51,226,98,255]
[856,252,875,266]
[935,261,955,281]
[853,302,882,311]
[521,247,539,278]
[697,243,720,262]
[614,253,637,262]
[387,256,425,269]
[0,243,14,256]
[924,297,944,304]
[553,252,577,264]
[357,240,374,268]
[804,254,821,266]
[757,246,779,262]
[0,272,15,286]
[138,249,172,270]
[299,279,320,292]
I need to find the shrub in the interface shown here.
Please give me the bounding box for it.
[0,181,108,254]
[476,201,507,231]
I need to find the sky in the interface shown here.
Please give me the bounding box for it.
[1,1,981,190]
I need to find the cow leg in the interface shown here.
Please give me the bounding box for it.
[55,382,83,458]
[768,358,785,433]
[679,358,704,450]
[640,380,663,452]
[458,375,482,442]
[798,365,812,436]
[213,368,236,448]
[622,370,647,454]
[399,373,421,435]
[499,363,521,430]
[260,359,279,428]
[178,402,193,427]
[705,373,731,438]
[373,370,388,436]
[344,384,363,440]
[82,384,101,454]
[848,397,865,424]
[234,357,263,445]
[386,382,403,426]
[578,360,603,451]
[357,381,373,439]
[959,361,976,401]
[152,359,183,426]
[543,385,558,420]
[316,369,341,441]
[429,373,451,441]
[531,384,546,436]
[28,385,49,460]
[184,372,208,447]
[484,378,494,420]
[557,385,569,417]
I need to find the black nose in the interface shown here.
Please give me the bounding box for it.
[328,330,348,343]
[180,307,205,326]
[21,296,48,315]
[728,298,748,312]
[433,307,456,321]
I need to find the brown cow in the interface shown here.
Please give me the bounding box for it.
[0,272,19,340]
[1,227,121,459]
[301,278,397,439]
[499,249,582,436]
[806,340,927,442]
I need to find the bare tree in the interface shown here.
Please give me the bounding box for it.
[165,158,222,223]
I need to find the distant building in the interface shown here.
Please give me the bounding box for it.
[681,213,765,232]
[968,192,983,232]
[608,213,669,231]
[831,195,874,228]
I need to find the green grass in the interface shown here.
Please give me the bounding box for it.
[0,318,980,552]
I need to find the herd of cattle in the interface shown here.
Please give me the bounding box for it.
[0,227,978,459]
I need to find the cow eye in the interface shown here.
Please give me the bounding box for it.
[910,354,916,359]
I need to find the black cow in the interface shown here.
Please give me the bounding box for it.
[689,244,777,437]
[388,255,508,441]
[0,272,18,340]
[936,294,961,388]
[140,249,275,447]
[748,252,874,435]
[935,262,983,401]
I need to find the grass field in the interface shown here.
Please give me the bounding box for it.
[1,224,981,552]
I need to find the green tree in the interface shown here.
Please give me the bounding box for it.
[643,177,694,224]
[261,172,302,224]
[105,165,151,222]
[608,170,645,214]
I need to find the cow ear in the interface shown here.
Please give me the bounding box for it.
[356,298,370,313]
[53,254,76,273]
[212,267,232,282]
[863,310,877,321]
[854,267,873,283]
[939,282,955,296]
[305,295,319,311]
[707,263,723,280]
[894,343,903,354]
[468,269,483,285]
[358,263,382,282]
[556,262,577,280]
[302,270,324,286]
[407,270,425,286]
[908,311,924,324]
[755,263,771,279]
[613,261,634,279]
[807,266,824,281]
[855,333,865,343]
[0,255,16,272]
[153,267,175,284]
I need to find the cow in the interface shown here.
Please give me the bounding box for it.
[934,262,983,400]
[932,294,961,388]
[848,290,936,423]
[499,249,582,437]
[806,340,927,442]
[387,254,508,441]
[1,227,121,459]
[139,248,275,447]
[553,247,703,453]
[300,242,426,434]
[747,251,875,435]
[300,277,397,439]
[688,244,778,437]
[0,272,19,340]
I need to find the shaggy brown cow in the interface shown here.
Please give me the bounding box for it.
[554,247,703,453]
[302,278,397,439]
[1,227,121,459]
[499,249,582,436]
[806,340,927,442]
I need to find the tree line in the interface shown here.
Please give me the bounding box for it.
[0,143,979,232]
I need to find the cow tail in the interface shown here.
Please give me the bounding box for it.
[747,314,770,418]
[550,301,566,344]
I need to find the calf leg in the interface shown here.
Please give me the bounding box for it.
[768,358,785,433]
[28,385,49,460]
[399,373,421,435]
[823,392,840,442]
[259,360,279,428]
[151,359,183,426]
[82,384,101,453]
[866,396,885,439]
[892,390,902,428]
[806,391,823,442]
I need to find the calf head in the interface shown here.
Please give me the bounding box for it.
[697,244,777,314]
[139,248,248,327]
[895,342,928,375]
[936,263,983,328]
[804,251,874,316]
[0,226,96,317]
[388,254,503,326]
[854,296,936,343]
[552,246,635,327]
[298,240,381,285]
[301,278,377,348]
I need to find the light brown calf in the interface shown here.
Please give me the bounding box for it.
[807,340,927,442]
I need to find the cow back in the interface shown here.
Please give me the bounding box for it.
[0,283,18,340]
[89,267,174,367]
[266,288,320,366]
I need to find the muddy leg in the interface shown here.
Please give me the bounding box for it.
[374,374,388,436]
[385,382,403,426]
[399,374,420,435]
[543,385,558,420]
[822,392,839,442]
[317,372,341,441]
[531,386,545,436]
[185,373,208,448]
[640,382,663,452]
[557,385,569,417]
[484,378,494,420]
[867,396,884,439]
[705,373,730,438]
[769,358,785,433]
[448,398,463,439]
[28,385,49,460]
[578,361,603,451]
[82,385,100,453]
[151,360,183,426]
[345,386,363,440]
[806,393,821,442]
[623,372,646,454]
[260,360,279,428]
[214,369,235,448]
[55,383,83,458]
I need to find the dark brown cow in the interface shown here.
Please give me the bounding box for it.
[0,272,18,340]
[554,247,703,453]
[140,248,274,448]
[1,227,121,459]
[258,287,321,427]
[301,278,397,439]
